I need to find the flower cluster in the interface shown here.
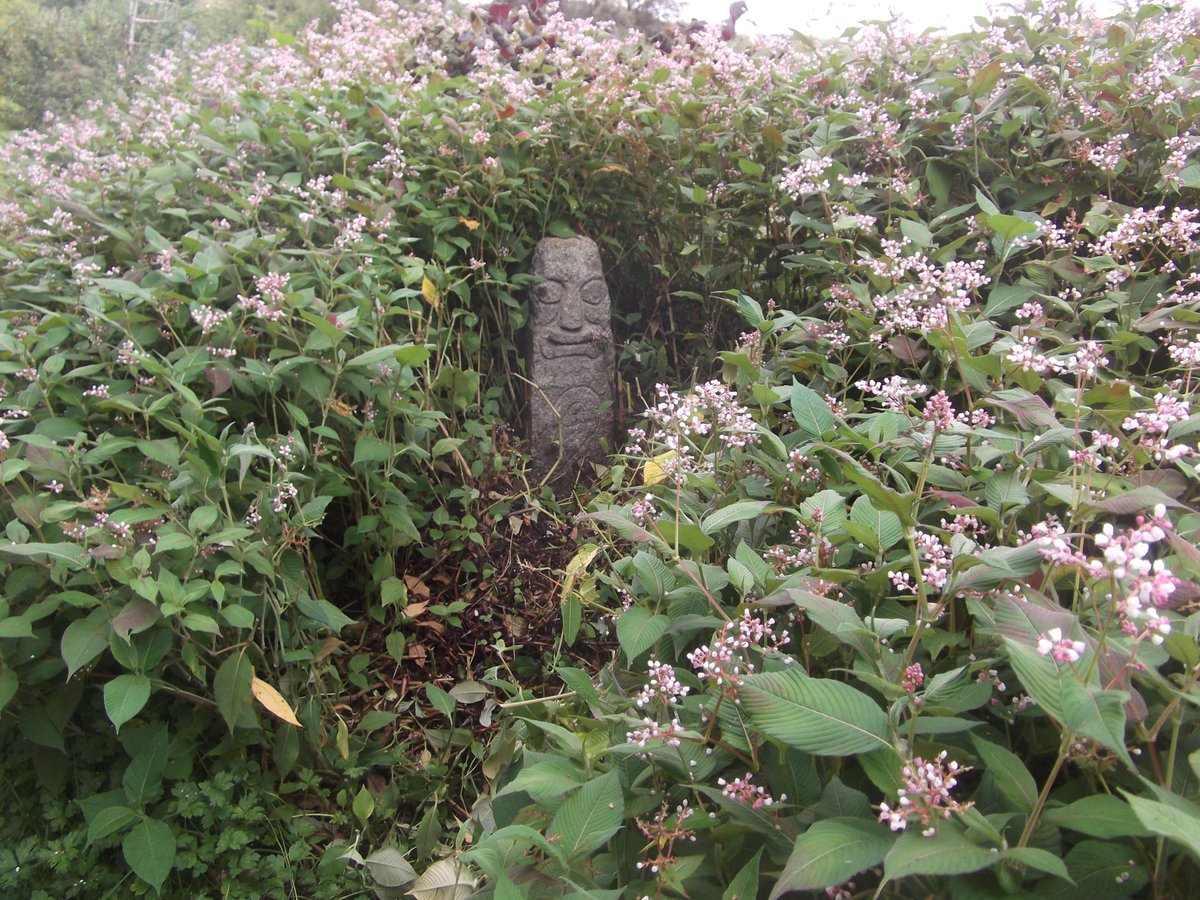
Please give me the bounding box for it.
[626,380,759,483]
[635,660,690,708]
[1036,628,1085,664]
[686,611,791,694]
[718,772,782,809]
[878,751,971,836]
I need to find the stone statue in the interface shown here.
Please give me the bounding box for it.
[527,236,614,487]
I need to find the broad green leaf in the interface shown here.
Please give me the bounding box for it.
[0,541,86,568]
[546,770,624,860]
[214,649,254,733]
[425,683,456,717]
[0,616,33,638]
[88,805,137,842]
[970,735,1037,813]
[849,495,903,549]
[363,847,417,887]
[616,607,669,661]
[883,825,996,880]
[1043,795,1151,838]
[62,609,112,679]
[741,669,892,755]
[296,597,356,633]
[701,500,772,535]
[123,727,169,807]
[122,816,176,891]
[103,674,152,733]
[1002,846,1073,882]
[770,818,893,897]
[780,587,878,660]
[1059,678,1132,767]
[1003,637,1066,720]
[800,488,847,529]
[1124,791,1200,861]
[985,471,1028,513]
[353,785,375,823]
[1056,840,1148,899]
[0,668,16,714]
[724,847,763,900]
[791,383,836,438]
[408,858,478,900]
[497,756,585,804]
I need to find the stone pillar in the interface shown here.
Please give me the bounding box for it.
[527,236,614,488]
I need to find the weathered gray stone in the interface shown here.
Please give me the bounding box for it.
[527,236,614,487]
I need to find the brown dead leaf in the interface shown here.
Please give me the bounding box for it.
[403,601,429,619]
[314,636,343,663]
[404,575,431,598]
[250,676,303,727]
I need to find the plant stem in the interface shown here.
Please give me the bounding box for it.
[1016,730,1071,849]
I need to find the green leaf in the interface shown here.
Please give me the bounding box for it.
[791,383,835,439]
[849,495,903,549]
[1003,637,1066,720]
[498,756,585,804]
[1059,678,1132,768]
[122,726,169,807]
[970,735,1037,813]
[1057,840,1147,899]
[363,847,417,888]
[0,541,86,568]
[213,649,254,733]
[724,847,763,900]
[0,668,17,714]
[1002,846,1073,882]
[103,674,152,733]
[985,471,1028,513]
[700,500,771,535]
[616,607,670,662]
[741,669,892,755]
[1044,795,1150,838]
[353,785,375,823]
[770,818,894,897]
[546,770,624,860]
[88,805,137,843]
[800,488,847,530]
[0,616,33,638]
[62,609,112,679]
[883,825,996,880]
[122,816,176,891]
[295,597,356,633]
[346,344,411,368]
[1124,790,1200,861]
[425,683,456,717]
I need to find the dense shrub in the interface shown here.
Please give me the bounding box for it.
[1,0,1199,894]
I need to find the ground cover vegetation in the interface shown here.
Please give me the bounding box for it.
[1,0,1199,895]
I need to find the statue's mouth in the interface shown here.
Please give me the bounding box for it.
[540,334,603,359]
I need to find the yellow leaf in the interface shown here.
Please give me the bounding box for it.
[250,676,302,727]
[642,450,677,485]
[595,164,630,174]
[421,275,441,309]
[458,216,481,231]
[561,543,600,601]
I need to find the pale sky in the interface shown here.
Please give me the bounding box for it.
[677,0,1130,37]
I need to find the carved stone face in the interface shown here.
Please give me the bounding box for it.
[530,238,611,359]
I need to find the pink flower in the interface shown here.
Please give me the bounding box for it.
[1036,628,1085,664]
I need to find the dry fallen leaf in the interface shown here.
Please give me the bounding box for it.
[250,676,302,727]
[404,574,431,598]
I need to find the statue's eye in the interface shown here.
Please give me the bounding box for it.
[534,281,562,304]
[580,278,608,305]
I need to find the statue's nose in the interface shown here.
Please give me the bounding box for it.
[560,296,583,330]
